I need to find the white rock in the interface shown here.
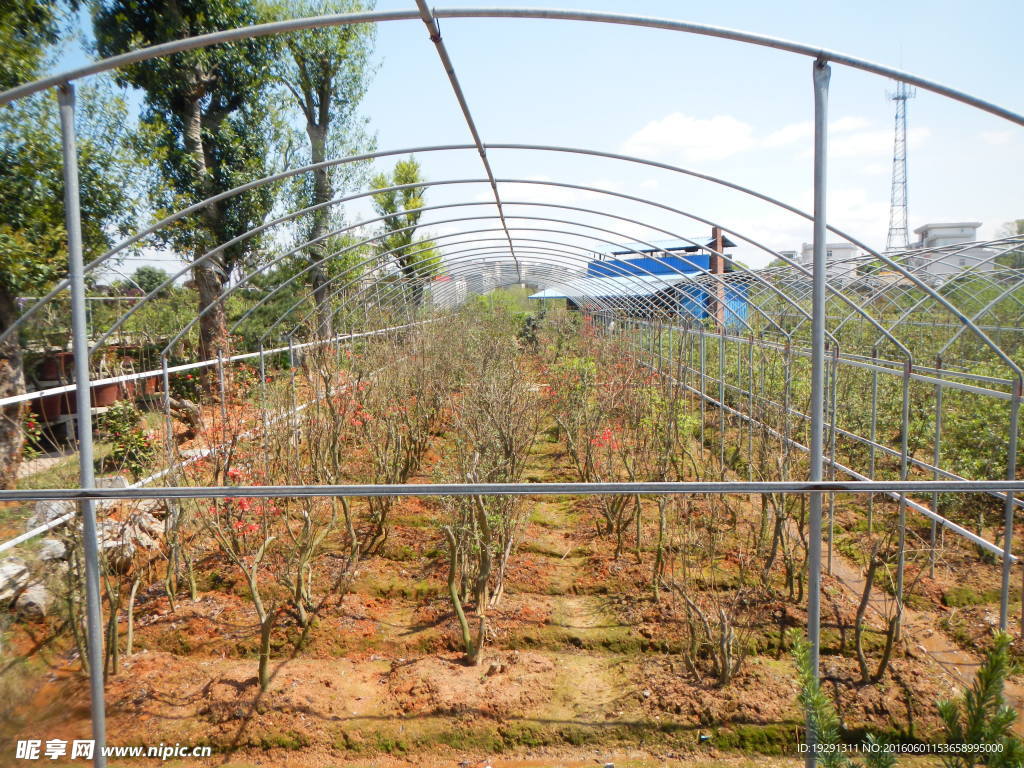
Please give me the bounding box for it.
[15,583,53,619]
[38,538,67,562]
[25,500,74,531]
[135,498,167,518]
[0,557,30,603]
[129,510,163,541]
[97,521,136,573]
[128,527,159,551]
[95,476,130,510]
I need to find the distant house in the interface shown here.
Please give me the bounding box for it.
[528,233,749,327]
[425,274,467,310]
[798,241,859,282]
[907,222,995,282]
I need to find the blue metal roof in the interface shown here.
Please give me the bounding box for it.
[587,254,711,276]
[595,236,737,255]
[528,274,691,300]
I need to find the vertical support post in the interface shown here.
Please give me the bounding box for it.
[160,354,173,459]
[827,344,838,576]
[699,330,706,451]
[258,343,269,474]
[807,58,831,768]
[59,82,107,768]
[216,351,227,441]
[868,346,879,534]
[1000,380,1020,631]
[931,355,943,579]
[894,358,911,642]
[287,336,298,447]
[718,329,726,470]
[748,334,755,482]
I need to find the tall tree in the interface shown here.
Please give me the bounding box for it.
[130,265,172,296]
[93,0,281,365]
[370,157,439,308]
[268,0,376,339]
[0,2,137,487]
[0,1,66,91]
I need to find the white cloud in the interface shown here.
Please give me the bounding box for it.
[808,126,929,160]
[621,113,756,162]
[763,121,812,148]
[981,129,1013,146]
[829,186,891,235]
[623,112,905,163]
[761,116,871,149]
[484,177,625,207]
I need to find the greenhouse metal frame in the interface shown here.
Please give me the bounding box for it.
[1,6,1023,766]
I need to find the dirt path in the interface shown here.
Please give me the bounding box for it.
[823,541,1024,731]
[16,448,76,478]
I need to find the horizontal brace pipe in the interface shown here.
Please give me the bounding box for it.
[3,480,1024,503]
[0,321,428,408]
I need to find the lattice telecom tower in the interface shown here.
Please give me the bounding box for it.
[885,80,916,252]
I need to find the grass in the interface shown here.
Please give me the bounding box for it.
[942,584,1007,607]
[528,497,578,528]
[362,575,443,601]
[15,451,91,491]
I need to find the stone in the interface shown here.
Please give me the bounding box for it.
[38,538,67,562]
[15,583,53,619]
[129,510,164,542]
[95,476,131,510]
[97,521,136,573]
[128,527,159,552]
[136,498,167,518]
[0,557,30,603]
[25,500,74,532]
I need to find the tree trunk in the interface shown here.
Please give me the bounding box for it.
[444,527,477,665]
[307,123,333,340]
[125,577,140,656]
[193,263,229,371]
[181,74,231,382]
[258,610,276,692]
[0,288,25,489]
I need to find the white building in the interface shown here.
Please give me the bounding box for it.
[798,241,859,282]
[907,222,995,282]
[427,276,468,309]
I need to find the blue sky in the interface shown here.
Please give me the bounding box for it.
[58,0,1023,273]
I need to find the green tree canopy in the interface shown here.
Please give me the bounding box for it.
[266,0,377,338]
[370,156,439,307]
[93,0,283,360]
[0,1,138,487]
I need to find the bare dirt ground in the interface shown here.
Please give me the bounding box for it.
[1,396,1018,766]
